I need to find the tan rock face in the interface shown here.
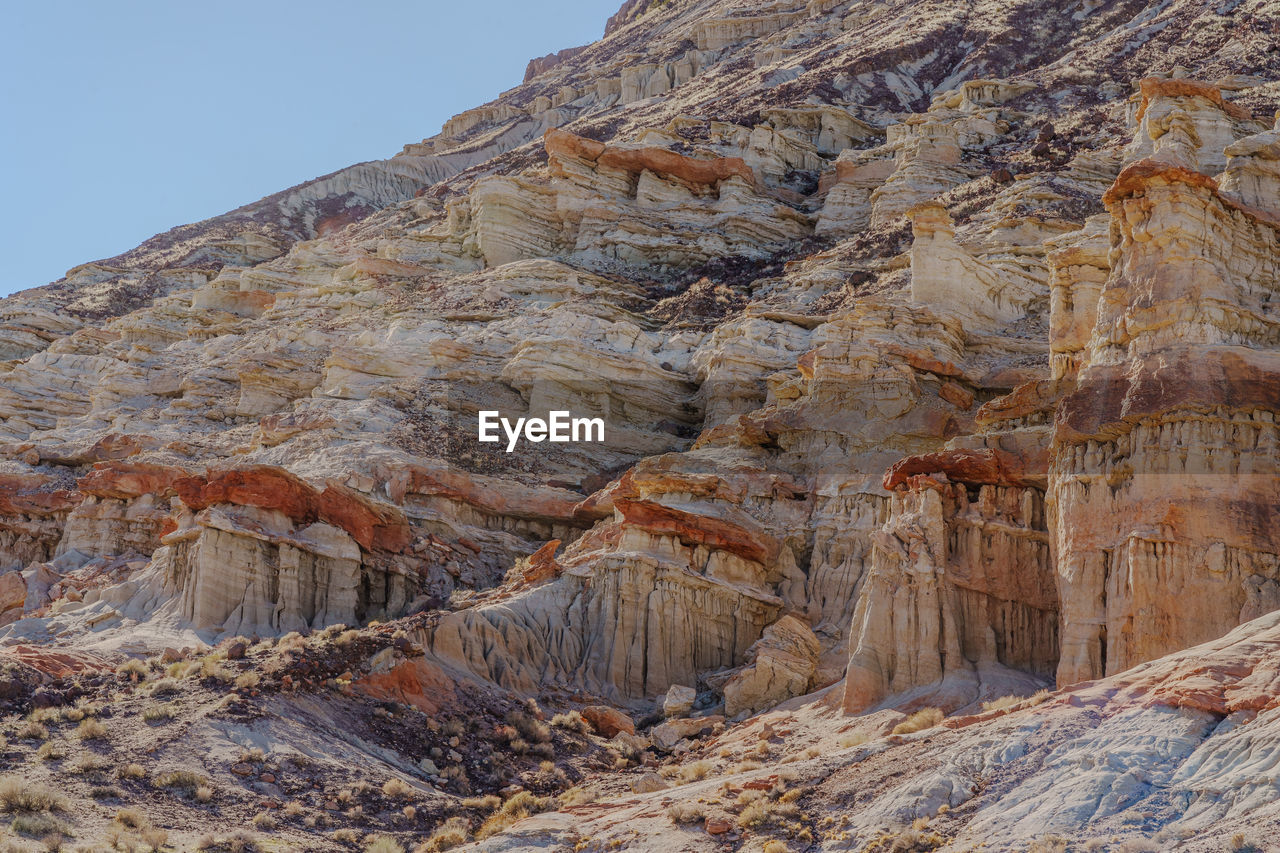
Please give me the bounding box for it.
[723,614,820,717]
[1051,158,1280,686]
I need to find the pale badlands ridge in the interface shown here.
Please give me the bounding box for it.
[0,0,1278,850]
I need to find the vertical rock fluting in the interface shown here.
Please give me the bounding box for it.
[1051,153,1280,684]
[843,392,1061,713]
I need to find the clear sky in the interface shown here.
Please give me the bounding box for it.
[0,1,615,297]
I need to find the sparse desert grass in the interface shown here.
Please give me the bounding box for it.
[75,718,109,741]
[0,777,66,813]
[730,759,764,774]
[558,786,598,807]
[196,785,215,803]
[278,630,307,651]
[35,741,65,761]
[16,720,49,741]
[239,747,265,764]
[1027,835,1070,853]
[678,760,712,783]
[462,795,501,813]
[115,807,146,828]
[116,658,150,682]
[550,711,589,733]
[365,836,405,853]
[234,671,260,689]
[142,703,177,723]
[762,842,789,853]
[981,694,1022,713]
[667,800,706,824]
[505,710,552,745]
[1114,841,1160,853]
[781,746,821,764]
[156,769,208,796]
[11,810,70,838]
[148,678,181,696]
[282,800,305,817]
[70,752,109,774]
[335,629,361,646]
[738,796,800,829]
[536,760,569,786]
[382,778,413,799]
[418,816,471,852]
[167,660,197,679]
[838,730,870,749]
[90,785,122,800]
[118,763,146,781]
[861,817,946,851]
[200,656,234,683]
[476,791,552,839]
[892,708,944,735]
[27,707,60,725]
[1232,833,1265,853]
[197,831,259,852]
[251,811,276,830]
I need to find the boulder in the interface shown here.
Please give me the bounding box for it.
[581,705,635,738]
[662,684,696,718]
[630,772,668,794]
[724,615,821,718]
[651,715,723,752]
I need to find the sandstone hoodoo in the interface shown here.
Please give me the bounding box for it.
[2,0,1279,849]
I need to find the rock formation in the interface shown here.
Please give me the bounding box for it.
[1,0,1280,847]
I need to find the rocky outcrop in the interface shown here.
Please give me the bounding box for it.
[159,466,419,635]
[0,0,1275,758]
[1051,152,1280,685]
[723,613,820,717]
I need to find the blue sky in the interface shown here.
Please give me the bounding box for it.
[0,1,613,296]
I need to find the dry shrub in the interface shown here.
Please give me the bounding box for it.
[838,730,870,748]
[0,777,66,813]
[382,778,413,799]
[16,721,49,741]
[417,816,470,852]
[148,677,181,696]
[666,801,706,824]
[365,837,405,853]
[72,752,111,775]
[143,703,177,723]
[115,807,146,828]
[75,718,109,741]
[476,792,551,839]
[116,658,150,682]
[738,797,800,829]
[156,769,208,796]
[11,811,69,838]
[861,817,946,851]
[678,760,712,783]
[35,741,65,761]
[550,711,589,733]
[892,708,944,735]
[462,795,501,813]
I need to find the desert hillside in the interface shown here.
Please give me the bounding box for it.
[0,0,1278,850]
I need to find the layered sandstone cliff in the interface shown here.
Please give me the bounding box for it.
[0,0,1278,847]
